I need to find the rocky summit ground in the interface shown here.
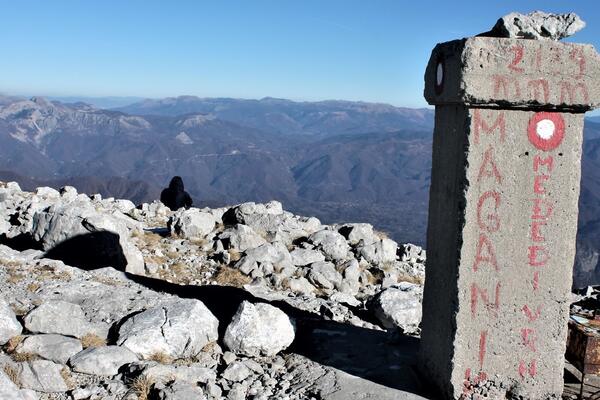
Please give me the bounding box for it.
[0,181,429,400]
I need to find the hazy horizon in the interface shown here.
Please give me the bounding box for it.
[2,1,599,110]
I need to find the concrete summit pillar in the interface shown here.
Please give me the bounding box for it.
[419,28,600,399]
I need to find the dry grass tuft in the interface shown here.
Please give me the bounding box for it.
[397,274,424,285]
[36,265,71,282]
[60,367,75,390]
[3,365,20,387]
[228,249,241,263]
[5,335,24,353]
[81,333,107,349]
[141,232,163,247]
[11,352,38,362]
[131,375,155,400]
[374,229,390,240]
[214,265,251,287]
[26,282,40,293]
[188,237,208,247]
[148,352,173,364]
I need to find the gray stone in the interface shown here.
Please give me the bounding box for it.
[286,277,316,296]
[0,299,22,345]
[18,360,68,393]
[169,208,216,238]
[488,11,586,41]
[220,224,266,252]
[309,230,350,261]
[24,301,89,338]
[309,261,343,289]
[357,238,398,266]
[224,301,295,356]
[0,369,28,400]
[372,283,423,333]
[222,361,252,382]
[117,298,219,359]
[339,223,377,246]
[290,248,325,266]
[126,362,215,385]
[69,345,138,376]
[156,382,207,400]
[16,334,82,364]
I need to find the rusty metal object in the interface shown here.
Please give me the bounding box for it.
[566,316,600,375]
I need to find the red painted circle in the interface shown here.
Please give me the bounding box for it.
[527,112,565,151]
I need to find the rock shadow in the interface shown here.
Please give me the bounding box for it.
[44,231,127,271]
[124,273,429,396]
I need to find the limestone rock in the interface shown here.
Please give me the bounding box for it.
[117,299,219,359]
[357,238,398,266]
[220,224,266,252]
[0,368,31,400]
[16,334,82,364]
[69,345,138,376]
[222,361,252,382]
[18,360,68,393]
[290,248,325,266]
[488,11,585,40]
[125,361,216,385]
[0,299,22,345]
[168,208,216,238]
[224,301,295,356]
[309,230,350,261]
[24,301,89,338]
[338,223,377,246]
[156,381,207,400]
[371,283,423,333]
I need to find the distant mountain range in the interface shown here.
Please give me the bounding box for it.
[1,94,599,287]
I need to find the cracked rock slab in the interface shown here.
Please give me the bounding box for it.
[16,334,82,365]
[117,298,219,359]
[23,300,89,338]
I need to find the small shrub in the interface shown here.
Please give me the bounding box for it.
[26,282,40,292]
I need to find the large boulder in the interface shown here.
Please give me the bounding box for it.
[168,209,216,239]
[16,334,82,365]
[69,346,138,376]
[31,202,144,275]
[371,283,423,334]
[24,301,90,338]
[0,299,22,345]
[224,301,295,357]
[338,223,377,246]
[117,299,218,359]
[309,230,350,261]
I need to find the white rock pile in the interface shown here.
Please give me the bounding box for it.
[0,181,427,399]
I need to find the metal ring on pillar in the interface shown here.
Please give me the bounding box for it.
[527,112,565,151]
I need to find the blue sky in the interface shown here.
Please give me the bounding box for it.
[1,0,599,110]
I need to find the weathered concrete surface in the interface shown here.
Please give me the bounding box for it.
[424,37,600,111]
[420,33,599,400]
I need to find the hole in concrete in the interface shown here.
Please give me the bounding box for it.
[436,62,444,87]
